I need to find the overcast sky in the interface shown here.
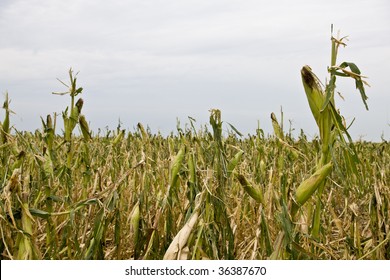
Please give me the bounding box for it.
[1,0,389,141]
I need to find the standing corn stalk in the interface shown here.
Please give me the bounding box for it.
[52,68,91,145]
[208,109,234,259]
[293,27,370,240]
[0,92,12,145]
[52,69,91,202]
[0,93,14,172]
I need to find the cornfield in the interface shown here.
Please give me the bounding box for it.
[0,31,389,260]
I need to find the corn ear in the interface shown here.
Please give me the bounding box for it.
[112,129,125,145]
[295,162,333,206]
[137,123,149,141]
[130,202,140,255]
[69,101,80,131]
[227,149,244,177]
[236,174,264,204]
[42,152,54,178]
[64,97,83,142]
[170,146,185,187]
[1,92,10,144]
[271,112,283,139]
[79,114,91,141]
[301,66,326,126]
[75,98,84,113]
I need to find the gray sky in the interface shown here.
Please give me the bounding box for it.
[1,0,389,141]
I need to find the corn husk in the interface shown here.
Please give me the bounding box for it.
[163,210,199,260]
[295,162,333,206]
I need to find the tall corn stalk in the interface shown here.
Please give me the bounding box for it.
[0,93,12,145]
[292,27,370,241]
[52,69,91,202]
[208,109,234,259]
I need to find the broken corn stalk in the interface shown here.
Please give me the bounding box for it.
[163,209,199,260]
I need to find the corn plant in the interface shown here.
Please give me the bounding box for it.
[52,69,91,203]
[293,28,370,242]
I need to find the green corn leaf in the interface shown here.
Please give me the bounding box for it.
[321,75,336,111]
[329,102,359,174]
[227,122,243,137]
[338,62,369,110]
[29,208,51,219]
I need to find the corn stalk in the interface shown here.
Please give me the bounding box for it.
[294,28,370,240]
